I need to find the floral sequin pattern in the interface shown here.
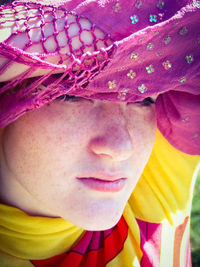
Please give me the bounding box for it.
[138,84,147,93]
[185,54,194,64]
[135,0,143,9]
[157,0,165,9]
[179,27,188,36]
[162,60,172,70]
[146,65,155,74]
[180,77,187,83]
[117,89,129,100]
[108,80,117,89]
[130,53,139,60]
[130,15,139,24]
[147,43,154,50]
[182,116,190,123]
[192,133,199,139]
[127,70,136,79]
[163,36,171,45]
[112,2,121,13]
[149,14,158,23]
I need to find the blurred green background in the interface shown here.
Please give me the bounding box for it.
[191,171,200,266]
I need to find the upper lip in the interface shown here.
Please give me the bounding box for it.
[76,172,127,182]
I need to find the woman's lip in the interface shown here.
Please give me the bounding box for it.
[76,177,127,192]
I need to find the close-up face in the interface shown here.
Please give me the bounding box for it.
[0,0,158,231]
[0,97,157,230]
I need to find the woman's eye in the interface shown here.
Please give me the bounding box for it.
[56,95,83,102]
[135,97,155,106]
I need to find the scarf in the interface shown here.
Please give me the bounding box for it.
[0,0,200,154]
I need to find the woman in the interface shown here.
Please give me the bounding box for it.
[0,0,199,266]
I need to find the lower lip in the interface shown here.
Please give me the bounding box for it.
[77,177,127,192]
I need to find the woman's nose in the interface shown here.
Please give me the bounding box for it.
[89,122,133,162]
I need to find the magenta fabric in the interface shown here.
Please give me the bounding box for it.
[0,0,200,155]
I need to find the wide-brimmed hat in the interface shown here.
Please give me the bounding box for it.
[0,0,199,154]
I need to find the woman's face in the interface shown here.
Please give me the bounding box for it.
[0,97,157,230]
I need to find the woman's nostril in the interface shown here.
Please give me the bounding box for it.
[89,127,133,161]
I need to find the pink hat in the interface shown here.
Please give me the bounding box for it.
[0,0,200,155]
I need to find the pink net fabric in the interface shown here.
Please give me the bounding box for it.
[0,0,200,155]
[0,1,114,126]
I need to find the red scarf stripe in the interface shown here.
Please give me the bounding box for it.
[31,216,128,267]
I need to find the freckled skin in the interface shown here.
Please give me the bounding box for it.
[0,99,156,230]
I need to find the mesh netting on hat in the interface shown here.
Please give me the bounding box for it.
[0,0,114,126]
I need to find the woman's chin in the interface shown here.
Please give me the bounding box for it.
[62,209,123,231]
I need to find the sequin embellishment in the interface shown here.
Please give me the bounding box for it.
[149,15,157,23]
[186,54,194,64]
[162,60,172,70]
[157,0,165,9]
[179,27,188,35]
[180,77,187,83]
[135,0,143,9]
[147,43,154,50]
[192,133,199,139]
[182,116,190,122]
[138,84,147,93]
[108,80,117,89]
[193,0,200,8]
[127,70,136,79]
[156,51,163,57]
[112,2,121,13]
[117,89,129,100]
[146,65,155,74]
[163,36,171,45]
[130,15,139,24]
[130,53,139,60]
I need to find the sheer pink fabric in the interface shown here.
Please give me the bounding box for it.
[0,0,200,154]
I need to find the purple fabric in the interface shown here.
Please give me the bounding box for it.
[0,0,200,155]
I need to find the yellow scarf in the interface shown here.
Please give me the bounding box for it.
[0,203,85,260]
[0,130,199,266]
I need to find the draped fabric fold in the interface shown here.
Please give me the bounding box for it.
[0,0,200,154]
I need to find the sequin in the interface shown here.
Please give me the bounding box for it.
[193,0,200,8]
[147,43,154,50]
[182,116,190,122]
[157,0,165,9]
[162,60,172,70]
[138,37,145,43]
[186,54,194,64]
[154,31,160,36]
[130,53,139,60]
[117,66,126,71]
[156,51,163,57]
[108,80,117,89]
[179,27,188,35]
[130,15,139,24]
[163,36,171,45]
[138,84,147,93]
[149,15,157,23]
[135,0,143,9]
[146,64,155,74]
[192,133,199,139]
[127,70,136,79]
[112,2,121,13]
[180,77,187,83]
[117,89,129,100]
